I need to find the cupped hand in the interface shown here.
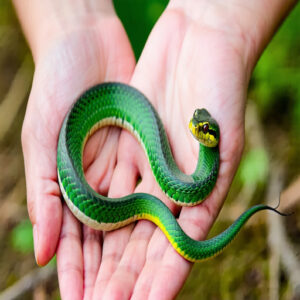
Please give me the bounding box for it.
[20,8,135,291]
[90,3,253,299]
[17,0,294,299]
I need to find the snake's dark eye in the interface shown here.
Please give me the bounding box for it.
[202,123,209,133]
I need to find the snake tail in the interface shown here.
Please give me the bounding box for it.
[57,168,283,261]
[137,202,285,262]
[175,204,285,261]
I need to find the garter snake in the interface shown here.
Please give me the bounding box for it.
[57,82,283,261]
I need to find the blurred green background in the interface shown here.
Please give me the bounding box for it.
[0,1,299,299]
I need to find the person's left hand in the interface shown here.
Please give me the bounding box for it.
[86,2,253,299]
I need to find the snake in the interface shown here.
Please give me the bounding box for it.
[57,82,284,262]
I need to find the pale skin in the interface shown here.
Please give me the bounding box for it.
[13,0,296,299]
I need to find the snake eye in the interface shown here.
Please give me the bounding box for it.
[202,123,209,134]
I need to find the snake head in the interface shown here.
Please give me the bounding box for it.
[189,109,219,147]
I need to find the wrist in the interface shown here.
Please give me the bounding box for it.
[168,0,296,81]
[13,0,115,61]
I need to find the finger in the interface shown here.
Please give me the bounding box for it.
[131,183,178,300]
[147,245,191,300]
[101,220,155,300]
[130,222,170,300]
[82,129,120,299]
[102,175,165,300]
[146,210,200,300]
[146,205,213,300]
[57,205,83,300]
[146,177,226,300]
[93,132,139,298]
[132,188,214,300]
[22,120,62,266]
[82,227,102,300]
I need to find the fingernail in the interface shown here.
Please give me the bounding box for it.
[33,225,40,265]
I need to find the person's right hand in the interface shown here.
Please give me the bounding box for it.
[18,2,135,273]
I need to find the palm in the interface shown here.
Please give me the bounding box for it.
[21,16,135,299]
[91,10,247,299]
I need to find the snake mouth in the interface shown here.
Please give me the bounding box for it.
[189,119,218,147]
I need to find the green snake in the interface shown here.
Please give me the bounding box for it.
[57,82,283,262]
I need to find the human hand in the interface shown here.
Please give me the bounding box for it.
[55,7,245,295]
[87,6,247,300]
[89,1,295,299]
[15,0,135,283]
[15,0,295,299]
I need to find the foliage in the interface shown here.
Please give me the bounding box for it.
[249,3,300,182]
[238,148,269,187]
[114,0,168,58]
[10,219,34,254]
[250,4,300,135]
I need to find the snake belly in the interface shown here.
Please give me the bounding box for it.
[57,82,281,262]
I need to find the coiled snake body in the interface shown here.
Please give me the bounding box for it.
[57,82,282,262]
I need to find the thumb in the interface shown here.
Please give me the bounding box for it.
[22,101,62,266]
